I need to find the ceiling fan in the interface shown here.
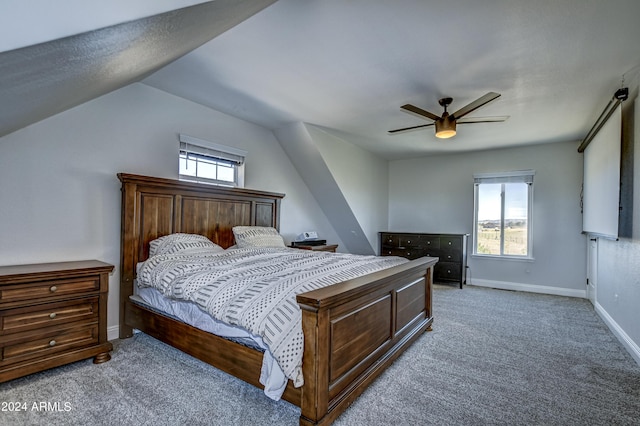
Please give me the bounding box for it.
[388,92,508,139]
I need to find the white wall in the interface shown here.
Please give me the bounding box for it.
[389,140,586,296]
[593,77,640,363]
[306,125,389,253]
[0,83,341,339]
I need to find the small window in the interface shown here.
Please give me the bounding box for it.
[179,134,246,187]
[473,170,534,258]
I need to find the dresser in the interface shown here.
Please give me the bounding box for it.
[0,260,113,382]
[380,233,468,288]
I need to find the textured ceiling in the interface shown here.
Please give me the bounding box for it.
[143,0,640,159]
[2,1,640,159]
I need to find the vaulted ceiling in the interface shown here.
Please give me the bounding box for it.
[2,0,640,160]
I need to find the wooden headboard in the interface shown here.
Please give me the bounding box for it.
[118,173,284,329]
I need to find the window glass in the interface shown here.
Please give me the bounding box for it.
[503,183,528,256]
[476,184,502,255]
[473,171,533,258]
[178,135,245,187]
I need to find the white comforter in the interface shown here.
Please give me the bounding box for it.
[136,247,407,391]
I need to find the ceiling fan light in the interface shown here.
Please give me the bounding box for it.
[435,117,457,139]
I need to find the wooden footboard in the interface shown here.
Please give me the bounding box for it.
[122,256,435,426]
[296,256,436,425]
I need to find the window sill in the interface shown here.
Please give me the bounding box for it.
[471,254,535,262]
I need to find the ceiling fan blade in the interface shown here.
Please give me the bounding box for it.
[451,92,501,119]
[388,123,435,134]
[400,104,441,121]
[456,115,509,124]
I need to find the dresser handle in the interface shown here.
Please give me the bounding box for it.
[49,312,57,319]
[447,270,451,274]
[448,241,452,245]
[49,285,57,293]
[447,255,452,259]
[49,340,56,347]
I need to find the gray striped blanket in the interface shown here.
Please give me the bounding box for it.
[136,247,408,387]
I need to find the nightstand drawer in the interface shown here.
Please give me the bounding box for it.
[1,323,99,364]
[0,277,100,304]
[1,297,99,335]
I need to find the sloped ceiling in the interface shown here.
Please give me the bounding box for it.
[0,0,277,138]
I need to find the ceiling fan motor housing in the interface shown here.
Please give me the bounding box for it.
[435,112,456,138]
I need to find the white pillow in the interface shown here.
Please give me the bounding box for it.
[149,233,223,256]
[232,226,286,248]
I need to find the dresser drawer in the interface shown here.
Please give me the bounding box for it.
[435,262,462,282]
[437,249,460,263]
[419,236,440,249]
[439,236,462,250]
[381,233,417,248]
[1,297,99,335]
[1,323,99,365]
[381,233,401,247]
[0,277,100,304]
[381,248,424,259]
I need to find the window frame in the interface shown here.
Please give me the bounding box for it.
[178,134,246,188]
[472,170,535,260]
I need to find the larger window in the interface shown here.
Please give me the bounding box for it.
[473,170,534,258]
[179,134,246,187]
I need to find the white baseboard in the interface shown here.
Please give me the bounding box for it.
[107,325,120,341]
[469,278,587,298]
[594,302,640,366]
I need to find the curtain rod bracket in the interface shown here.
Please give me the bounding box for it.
[614,87,629,101]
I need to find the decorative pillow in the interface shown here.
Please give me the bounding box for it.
[232,226,286,248]
[149,233,223,257]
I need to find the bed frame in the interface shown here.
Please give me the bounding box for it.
[118,173,436,425]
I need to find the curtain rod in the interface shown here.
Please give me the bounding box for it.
[577,87,628,153]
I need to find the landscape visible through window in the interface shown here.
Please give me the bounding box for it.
[476,182,529,256]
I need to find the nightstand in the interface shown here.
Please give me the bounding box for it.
[0,260,114,382]
[290,244,338,253]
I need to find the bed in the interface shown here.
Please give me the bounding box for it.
[118,173,437,425]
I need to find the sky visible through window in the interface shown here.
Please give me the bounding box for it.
[478,183,528,221]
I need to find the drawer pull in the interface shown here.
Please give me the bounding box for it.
[448,241,452,245]
[447,255,452,259]
[49,340,57,347]
[49,285,58,293]
[447,270,451,274]
[49,312,57,319]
